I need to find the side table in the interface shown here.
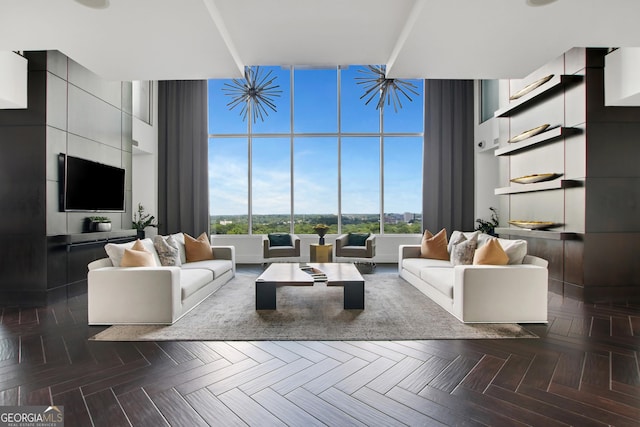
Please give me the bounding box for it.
[310,243,333,263]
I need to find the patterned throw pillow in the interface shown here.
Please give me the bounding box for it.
[420,229,449,260]
[154,235,182,266]
[449,233,477,265]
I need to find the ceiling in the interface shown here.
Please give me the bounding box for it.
[1,0,640,81]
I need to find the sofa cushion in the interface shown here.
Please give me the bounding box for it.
[450,233,478,265]
[170,233,187,264]
[182,259,233,280]
[419,268,454,299]
[180,268,214,301]
[473,238,509,265]
[184,232,214,262]
[154,235,182,267]
[448,231,480,254]
[121,240,157,267]
[497,238,528,264]
[421,229,449,260]
[268,233,292,247]
[402,258,451,277]
[105,238,161,267]
[347,232,370,246]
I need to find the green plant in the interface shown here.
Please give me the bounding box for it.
[88,216,111,223]
[312,224,329,237]
[475,207,499,236]
[132,203,157,230]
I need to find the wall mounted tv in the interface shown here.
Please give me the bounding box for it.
[59,154,126,212]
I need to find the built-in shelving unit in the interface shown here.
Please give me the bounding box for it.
[494,179,581,195]
[495,227,577,240]
[64,229,137,251]
[494,74,583,118]
[495,127,580,156]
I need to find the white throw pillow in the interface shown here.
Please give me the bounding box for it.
[105,238,161,267]
[104,240,136,267]
[170,233,187,264]
[498,238,528,264]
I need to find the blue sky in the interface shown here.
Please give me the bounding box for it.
[208,66,423,216]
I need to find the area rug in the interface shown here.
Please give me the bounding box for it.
[90,273,537,341]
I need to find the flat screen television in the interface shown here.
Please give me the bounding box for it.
[59,154,126,212]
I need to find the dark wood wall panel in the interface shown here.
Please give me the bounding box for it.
[498,48,640,303]
[0,51,134,307]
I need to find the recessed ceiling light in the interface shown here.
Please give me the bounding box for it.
[73,0,110,9]
[526,0,558,6]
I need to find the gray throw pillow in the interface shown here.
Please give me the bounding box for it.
[154,235,182,266]
[450,234,477,265]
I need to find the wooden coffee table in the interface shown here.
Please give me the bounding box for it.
[255,263,365,310]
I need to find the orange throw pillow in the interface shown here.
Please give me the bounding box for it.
[121,239,156,267]
[184,232,214,262]
[420,229,449,260]
[473,238,509,265]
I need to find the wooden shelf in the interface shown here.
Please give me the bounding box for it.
[495,127,580,156]
[495,179,581,195]
[495,227,577,240]
[494,74,583,118]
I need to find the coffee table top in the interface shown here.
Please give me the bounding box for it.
[256,263,363,286]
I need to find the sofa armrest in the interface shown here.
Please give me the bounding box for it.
[291,234,301,252]
[88,266,182,324]
[211,245,236,275]
[399,245,422,259]
[452,265,548,323]
[365,234,376,257]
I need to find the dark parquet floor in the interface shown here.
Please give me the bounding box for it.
[0,264,638,426]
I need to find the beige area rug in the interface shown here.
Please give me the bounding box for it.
[90,273,537,341]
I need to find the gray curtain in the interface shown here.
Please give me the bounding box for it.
[158,80,209,237]
[423,80,474,233]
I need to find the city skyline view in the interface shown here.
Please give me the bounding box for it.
[207,66,424,234]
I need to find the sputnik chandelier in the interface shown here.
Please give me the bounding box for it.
[223,66,281,122]
[356,65,419,112]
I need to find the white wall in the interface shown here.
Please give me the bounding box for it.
[605,48,640,106]
[132,81,158,226]
[0,51,27,109]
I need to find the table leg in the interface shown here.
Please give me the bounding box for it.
[256,281,277,310]
[343,281,365,309]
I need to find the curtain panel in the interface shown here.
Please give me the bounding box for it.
[423,80,475,233]
[157,80,209,237]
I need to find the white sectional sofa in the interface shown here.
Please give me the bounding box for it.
[87,235,235,325]
[399,232,548,323]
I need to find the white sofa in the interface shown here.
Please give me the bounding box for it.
[87,235,235,325]
[398,232,548,323]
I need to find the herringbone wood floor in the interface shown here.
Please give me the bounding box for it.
[1,265,638,426]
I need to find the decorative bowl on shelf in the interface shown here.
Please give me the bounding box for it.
[510,74,554,100]
[508,124,550,143]
[510,173,563,184]
[508,220,562,230]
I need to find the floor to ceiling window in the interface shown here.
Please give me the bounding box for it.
[208,66,423,235]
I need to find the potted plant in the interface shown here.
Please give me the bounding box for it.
[313,224,330,245]
[132,203,158,239]
[475,207,499,236]
[88,216,112,232]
